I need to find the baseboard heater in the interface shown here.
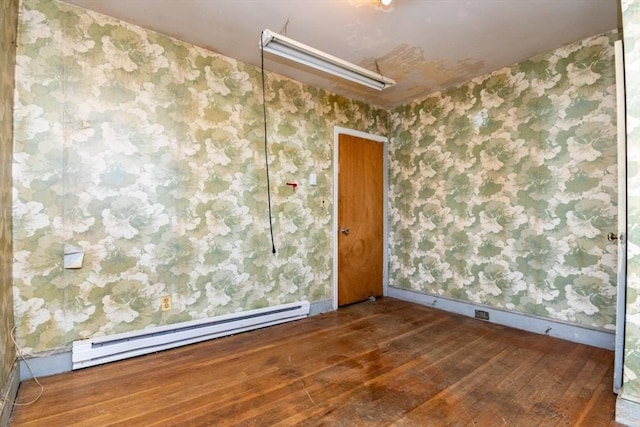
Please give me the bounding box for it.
[72,300,310,370]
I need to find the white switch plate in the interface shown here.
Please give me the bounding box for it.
[309,173,317,186]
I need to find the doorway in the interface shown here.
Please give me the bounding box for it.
[333,127,388,308]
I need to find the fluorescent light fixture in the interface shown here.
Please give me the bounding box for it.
[260,29,396,91]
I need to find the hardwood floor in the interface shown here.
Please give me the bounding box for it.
[10,298,620,426]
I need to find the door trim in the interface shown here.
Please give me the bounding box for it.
[614,39,628,394]
[333,126,389,310]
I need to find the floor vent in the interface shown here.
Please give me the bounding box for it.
[72,300,310,370]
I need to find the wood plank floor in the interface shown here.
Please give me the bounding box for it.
[10,298,620,426]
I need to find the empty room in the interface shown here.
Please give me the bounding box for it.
[1,0,640,425]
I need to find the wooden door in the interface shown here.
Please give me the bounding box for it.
[338,133,384,306]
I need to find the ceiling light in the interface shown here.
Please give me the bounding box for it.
[260,29,396,91]
[381,0,393,5]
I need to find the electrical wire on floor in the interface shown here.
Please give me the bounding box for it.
[260,30,277,254]
[1,327,44,407]
[2,326,123,408]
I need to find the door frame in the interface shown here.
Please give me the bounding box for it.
[332,126,389,310]
[614,39,628,394]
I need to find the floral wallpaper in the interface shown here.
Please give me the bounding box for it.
[13,0,387,353]
[622,0,640,402]
[388,31,619,330]
[0,0,18,408]
[13,0,622,359]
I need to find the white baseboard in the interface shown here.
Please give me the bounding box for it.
[1,361,20,426]
[388,287,615,350]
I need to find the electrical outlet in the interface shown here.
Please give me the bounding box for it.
[475,309,490,321]
[160,296,172,312]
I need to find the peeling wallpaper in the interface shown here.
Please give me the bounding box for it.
[388,31,619,329]
[0,0,18,407]
[622,0,640,402]
[13,0,387,352]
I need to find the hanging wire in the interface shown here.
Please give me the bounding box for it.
[260,31,277,254]
[1,327,44,407]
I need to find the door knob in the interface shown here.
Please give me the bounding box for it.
[340,228,350,235]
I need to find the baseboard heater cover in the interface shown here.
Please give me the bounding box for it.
[72,300,310,370]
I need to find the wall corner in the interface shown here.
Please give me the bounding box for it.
[0,361,20,426]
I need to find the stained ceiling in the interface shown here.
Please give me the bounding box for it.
[63,0,619,109]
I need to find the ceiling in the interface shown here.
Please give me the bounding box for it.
[64,0,619,109]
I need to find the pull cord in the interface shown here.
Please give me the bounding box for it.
[260,31,277,254]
